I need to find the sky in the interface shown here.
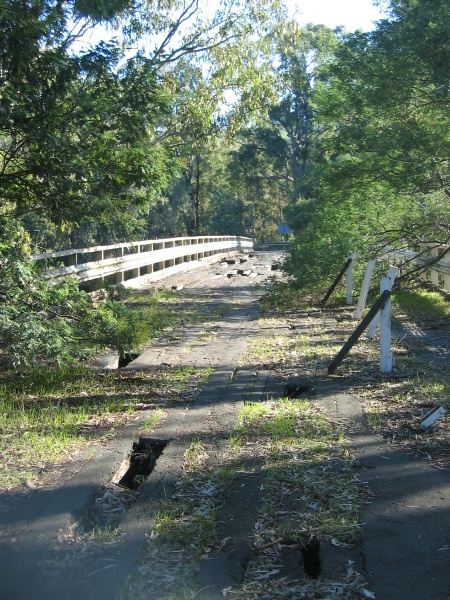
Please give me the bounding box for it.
[289,0,384,31]
[76,0,385,52]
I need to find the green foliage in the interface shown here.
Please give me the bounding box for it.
[2,314,74,368]
[0,2,179,235]
[393,289,450,320]
[0,276,147,368]
[0,0,291,246]
[90,300,142,360]
[74,0,134,21]
[0,363,209,489]
[0,0,293,365]
[283,191,368,289]
[5,0,448,362]
[0,219,75,366]
[0,219,144,366]
[283,0,450,288]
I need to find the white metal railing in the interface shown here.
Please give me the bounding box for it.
[32,236,253,286]
[387,247,450,291]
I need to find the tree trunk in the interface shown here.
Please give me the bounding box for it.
[184,154,201,236]
[193,154,201,233]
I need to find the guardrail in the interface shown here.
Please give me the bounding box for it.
[254,242,290,251]
[387,247,450,291]
[32,236,253,288]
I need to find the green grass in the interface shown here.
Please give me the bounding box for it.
[238,398,333,441]
[120,291,370,598]
[247,333,340,365]
[122,439,235,600]
[393,288,450,319]
[141,408,165,432]
[260,283,317,314]
[0,365,211,490]
[365,402,383,427]
[415,379,450,405]
[0,275,217,492]
[0,365,116,399]
[123,289,239,351]
[137,294,230,331]
[89,524,119,543]
[123,289,187,345]
[233,399,362,542]
[123,402,365,598]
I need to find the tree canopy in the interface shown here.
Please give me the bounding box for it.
[284,0,450,287]
[1,0,449,365]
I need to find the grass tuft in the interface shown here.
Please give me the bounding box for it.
[393,288,450,319]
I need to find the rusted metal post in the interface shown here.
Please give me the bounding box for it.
[328,289,391,374]
[321,256,353,306]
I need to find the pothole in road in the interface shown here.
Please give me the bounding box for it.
[118,352,140,368]
[112,438,168,489]
[284,377,313,398]
[301,536,321,579]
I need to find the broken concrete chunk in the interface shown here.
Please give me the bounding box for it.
[421,406,447,429]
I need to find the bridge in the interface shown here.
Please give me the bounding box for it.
[32,235,253,289]
[32,236,450,294]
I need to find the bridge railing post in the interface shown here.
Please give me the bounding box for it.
[380,275,393,373]
[327,289,392,374]
[321,255,353,306]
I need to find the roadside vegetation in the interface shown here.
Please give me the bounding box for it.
[262,281,450,469]
[1,0,448,370]
[1,248,448,597]
[120,285,376,599]
[0,363,212,491]
[0,285,230,491]
[0,0,448,595]
[40,276,440,600]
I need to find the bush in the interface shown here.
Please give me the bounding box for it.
[0,219,143,367]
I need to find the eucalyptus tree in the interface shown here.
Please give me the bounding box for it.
[141,0,289,236]
[323,0,449,241]
[0,1,175,234]
[0,0,288,366]
[268,22,339,195]
[221,22,339,240]
[284,0,450,288]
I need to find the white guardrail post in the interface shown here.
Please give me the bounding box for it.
[354,259,376,320]
[380,274,394,373]
[346,253,354,305]
[366,266,398,339]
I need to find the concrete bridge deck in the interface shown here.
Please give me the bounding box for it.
[1,249,450,600]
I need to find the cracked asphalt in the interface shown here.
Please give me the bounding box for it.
[1,250,450,600]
